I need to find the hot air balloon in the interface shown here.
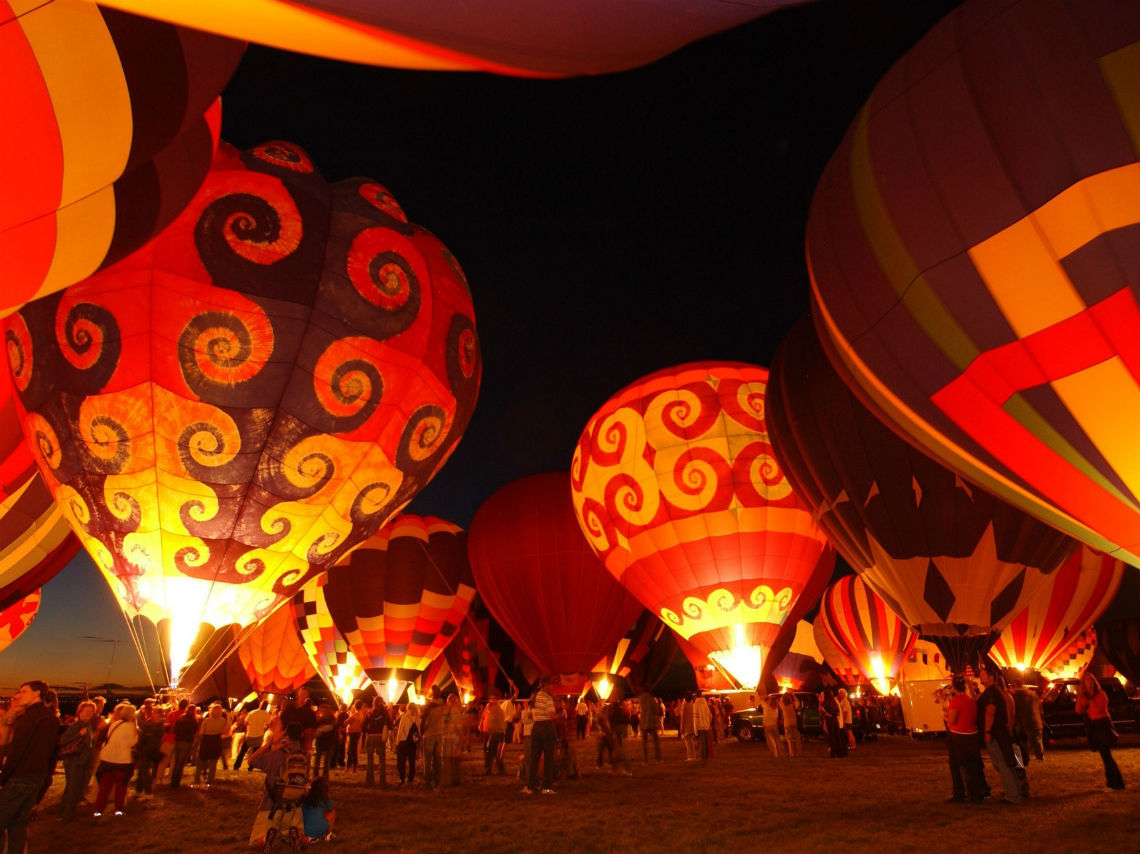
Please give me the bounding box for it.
[816,574,918,695]
[0,588,41,655]
[1093,566,1140,685]
[767,315,1077,672]
[89,0,802,76]
[293,575,371,704]
[759,546,836,692]
[1041,627,1098,682]
[1,370,78,611]
[805,0,1140,566]
[989,547,1126,675]
[571,362,832,689]
[3,140,481,688]
[1,0,245,317]
[437,594,538,701]
[320,514,476,702]
[812,616,861,687]
[236,604,316,694]
[468,472,645,682]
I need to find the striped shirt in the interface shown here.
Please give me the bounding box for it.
[532,689,557,723]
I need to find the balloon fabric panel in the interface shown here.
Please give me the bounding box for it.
[293,574,368,699]
[236,602,315,693]
[767,316,1078,672]
[817,574,916,686]
[467,472,644,677]
[3,141,480,684]
[0,588,40,654]
[0,0,245,316]
[806,0,1140,565]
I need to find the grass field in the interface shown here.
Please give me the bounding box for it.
[26,730,1139,853]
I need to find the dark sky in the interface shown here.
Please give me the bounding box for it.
[6,0,962,689]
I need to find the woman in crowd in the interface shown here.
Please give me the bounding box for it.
[193,702,230,788]
[394,704,420,786]
[92,702,139,817]
[1075,670,1125,790]
[58,700,99,822]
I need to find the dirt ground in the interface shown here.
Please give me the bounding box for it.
[24,730,1140,854]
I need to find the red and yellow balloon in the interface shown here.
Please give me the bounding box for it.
[571,361,832,689]
[806,0,1140,566]
[236,603,315,694]
[3,140,480,687]
[1,0,245,317]
[816,574,917,694]
[0,588,40,655]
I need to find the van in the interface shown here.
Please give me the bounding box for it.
[898,679,949,737]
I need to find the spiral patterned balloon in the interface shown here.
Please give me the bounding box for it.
[571,361,830,678]
[2,140,480,685]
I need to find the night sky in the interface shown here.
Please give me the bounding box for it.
[5,0,963,689]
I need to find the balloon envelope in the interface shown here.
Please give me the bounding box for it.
[816,574,917,692]
[805,0,1140,566]
[571,361,834,689]
[90,0,806,76]
[4,140,480,686]
[767,316,1077,672]
[322,514,476,683]
[468,472,644,677]
[1,1,244,316]
[236,603,316,694]
[0,588,40,655]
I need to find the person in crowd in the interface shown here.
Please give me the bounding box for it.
[779,692,802,757]
[344,700,365,774]
[605,698,632,777]
[80,695,109,798]
[692,693,712,763]
[194,702,230,788]
[761,694,783,758]
[942,675,986,803]
[837,688,856,751]
[394,704,420,786]
[819,689,846,758]
[92,702,139,817]
[575,696,589,740]
[480,693,508,776]
[58,699,99,822]
[134,701,166,795]
[331,703,349,770]
[1074,669,1125,790]
[363,697,391,787]
[170,700,200,788]
[420,688,447,790]
[522,677,559,795]
[301,775,337,844]
[155,699,182,784]
[1011,681,1045,765]
[239,701,273,770]
[592,699,614,771]
[0,680,58,852]
[280,688,317,754]
[638,689,661,764]
[443,693,464,786]
[248,721,307,853]
[311,702,338,780]
[678,694,696,761]
[977,667,1025,803]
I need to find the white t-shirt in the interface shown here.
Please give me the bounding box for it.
[245,708,272,739]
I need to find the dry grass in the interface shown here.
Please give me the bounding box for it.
[26,731,1139,854]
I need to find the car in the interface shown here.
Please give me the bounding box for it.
[730,692,823,742]
[1040,677,1140,742]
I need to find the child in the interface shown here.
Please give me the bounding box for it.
[302,777,337,844]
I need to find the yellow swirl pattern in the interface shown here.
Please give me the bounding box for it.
[660,584,795,640]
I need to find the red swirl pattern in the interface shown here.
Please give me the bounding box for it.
[571,361,829,666]
[359,182,408,222]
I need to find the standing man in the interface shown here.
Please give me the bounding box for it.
[977,667,1025,803]
[419,687,446,790]
[0,680,58,854]
[692,693,712,762]
[523,678,559,795]
[942,675,985,803]
[638,689,661,763]
[363,697,391,787]
[169,700,199,788]
[575,697,589,740]
[238,701,272,770]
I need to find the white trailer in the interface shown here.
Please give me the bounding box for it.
[898,678,949,737]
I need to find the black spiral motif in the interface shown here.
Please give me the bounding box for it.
[314,357,383,434]
[57,300,121,390]
[194,190,324,303]
[395,404,449,477]
[333,179,413,236]
[105,489,142,534]
[349,481,398,526]
[259,445,336,502]
[79,415,132,476]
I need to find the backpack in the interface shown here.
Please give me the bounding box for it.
[272,745,311,804]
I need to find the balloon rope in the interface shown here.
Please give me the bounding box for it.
[415,539,517,693]
[116,608,158,697]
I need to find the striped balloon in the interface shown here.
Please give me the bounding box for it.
[989,547,1125,673]
[0,369,77,612]
[236,604,315,694]
[811,615,861,687]
[1,0,245,317]
[816,575,917,690]
[324,515,476,683]
[293,575,370,702]
[0,588,40,654]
